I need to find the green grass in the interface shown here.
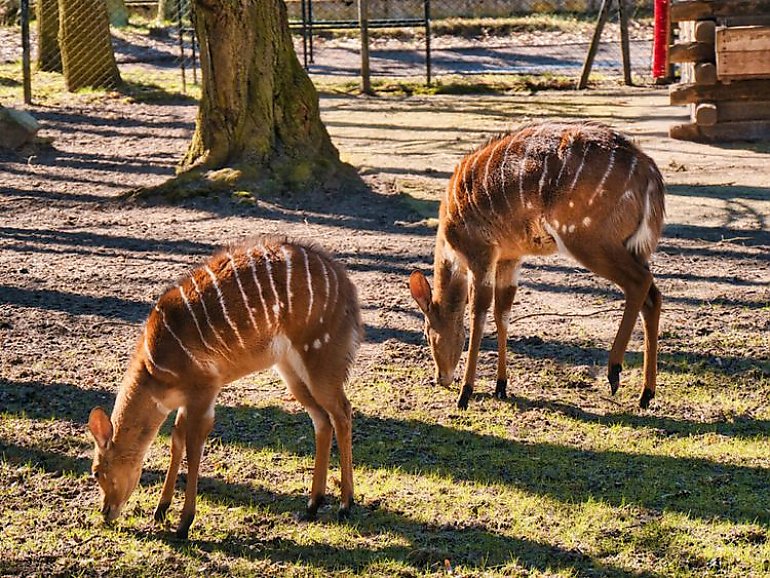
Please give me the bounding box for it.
[2,335,769,576]
[0,62,198,106]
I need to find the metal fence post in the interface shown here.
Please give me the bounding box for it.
[21,0,32,104]
[424,0,431,86]
[358,0,371,95]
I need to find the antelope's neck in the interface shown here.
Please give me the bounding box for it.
[432,234,468,318]
[110,366,168,463]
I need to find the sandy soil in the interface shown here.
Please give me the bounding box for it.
[0,87,768,415]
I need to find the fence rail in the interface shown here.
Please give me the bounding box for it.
[4,0,656,105]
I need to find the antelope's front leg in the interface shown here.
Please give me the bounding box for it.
[458,270,495,409]
[493,260,521,400]
[176,399,215,540]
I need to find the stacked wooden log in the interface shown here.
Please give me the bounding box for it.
[668,0,770,142]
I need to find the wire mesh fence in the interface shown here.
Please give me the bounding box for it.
[2,0,657,105]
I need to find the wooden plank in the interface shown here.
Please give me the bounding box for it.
[718,100,770,121]
[716,26,770,78]
[694,102,718,125]
[670,79,770,104]
[718,50,770,79]
[671,1,770,23]
[694,62,717,84]
[669,119,770,142]
[716,25,770,52]
[694,20,716,43]
[668,41,714,62]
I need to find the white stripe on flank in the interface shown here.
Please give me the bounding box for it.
[621,155,639,191]
[190,275,234,354]
[328,261,340,316]
[262,247,283,317]
[281,246,294,316]
[625,180,658,257]
[178,285,219,356]
[567,144,590,194]
[482,140,505,210]
[205,265,247,349]
[499,137,517,212]
[589,146,616,205]
[451,172,468,227]
[518,135,538,207]
[538,152,551,195]
[300,247,314,324]
[554,142,573,188]
[315,252,330,322]
[228,252,258,331]
[157,307,206,370]
[247,248,272,327]
[465,152,481,211]
[143,335,179,378]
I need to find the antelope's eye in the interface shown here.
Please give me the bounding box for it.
[92,470,100,479]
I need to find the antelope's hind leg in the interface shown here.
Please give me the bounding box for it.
[279,364,334,520]
[639,281,662,408]
[567,241,654,405]
[493,259,521,400]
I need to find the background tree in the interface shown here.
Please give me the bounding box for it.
[167,0,351,193]
[58,0,121,91]
[36,0,61,72]
[106,0,128,27]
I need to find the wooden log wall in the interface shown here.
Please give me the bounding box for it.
[669,0,770,142]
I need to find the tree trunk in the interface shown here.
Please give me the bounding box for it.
[36,0,61,72]
[58,0,122,91]
[181,0,346,190]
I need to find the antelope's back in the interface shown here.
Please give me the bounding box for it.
[443,122,665,257]
[140,236,362,384]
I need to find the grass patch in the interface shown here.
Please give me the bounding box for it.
[3,339,770,577]
[317,74,576,98]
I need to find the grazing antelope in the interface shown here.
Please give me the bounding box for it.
[88,236,362,539]
[410,121,665,410]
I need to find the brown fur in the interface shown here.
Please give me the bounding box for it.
[88,236,362,539]
[411,121,665,409]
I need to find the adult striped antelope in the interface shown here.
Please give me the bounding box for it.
[410,121,665,410]
[88,237,362,539]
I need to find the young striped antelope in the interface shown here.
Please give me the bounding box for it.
[410,121,665,410]
[88,237,362,539]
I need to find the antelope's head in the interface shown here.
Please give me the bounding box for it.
[409,270,465,387]
[87,407,142,524]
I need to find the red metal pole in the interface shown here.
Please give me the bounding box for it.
[653,0,670,78]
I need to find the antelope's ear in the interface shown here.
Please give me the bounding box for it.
[409,270,433,315]
[88,407,113,451]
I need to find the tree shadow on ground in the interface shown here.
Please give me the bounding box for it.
[5,378,769,528]
[139,488,665,577]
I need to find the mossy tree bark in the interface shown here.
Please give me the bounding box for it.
[58,0,121,91]
[36,0,61,72]
[179,0,346,190]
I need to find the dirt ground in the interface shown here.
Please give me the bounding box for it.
[1,81,770,576]
[1,87,768,403]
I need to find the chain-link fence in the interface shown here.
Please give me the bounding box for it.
[2,0,656,105]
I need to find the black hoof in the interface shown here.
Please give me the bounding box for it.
[175,523,190,541]
[639,388,655,409]
[302,496,324,521]
[495,379,508,400]
[457,384,473,409]
[337,500,353,522]
[154,501,171,523]
[608,364,622,395]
